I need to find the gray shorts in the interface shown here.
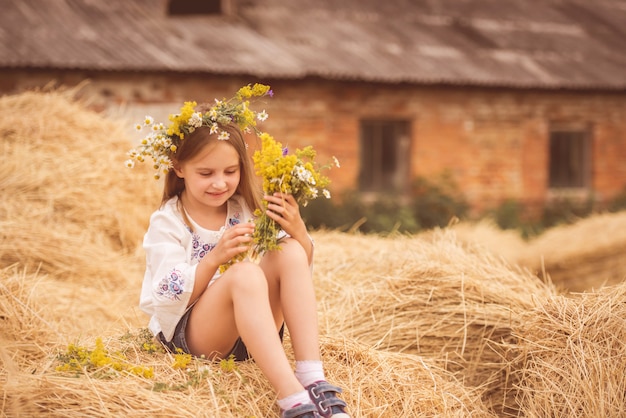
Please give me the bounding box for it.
[157,308,284,362]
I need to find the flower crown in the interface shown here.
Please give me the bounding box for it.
[125,83,273,179]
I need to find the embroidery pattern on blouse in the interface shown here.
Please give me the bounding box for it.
[229,197,244,226]
[191,233,216,261]
[229,211,242,227]
[189,206,243,262]
[157,268,184,300]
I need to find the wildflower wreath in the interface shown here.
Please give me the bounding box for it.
[126,83,337,267]
[125,83,272,179]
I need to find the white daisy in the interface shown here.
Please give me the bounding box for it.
[189,112,203,128]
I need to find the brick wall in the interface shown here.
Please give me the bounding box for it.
[4,70,626,216]
[265,80,626,216]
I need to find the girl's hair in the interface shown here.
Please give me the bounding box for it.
[161,122,262,228]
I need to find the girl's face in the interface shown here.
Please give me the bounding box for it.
[174,141,241,212]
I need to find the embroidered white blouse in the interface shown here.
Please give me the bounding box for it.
[139,194,253,342]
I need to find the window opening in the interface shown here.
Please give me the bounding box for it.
[359,120,411,193]
[168,0,223,16]
[548,128,590,189]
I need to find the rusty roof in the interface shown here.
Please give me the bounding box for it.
[1,0,626,89]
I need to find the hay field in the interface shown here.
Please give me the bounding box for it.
[2,89,626,417]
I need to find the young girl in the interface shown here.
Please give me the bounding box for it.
[129,86,350,418]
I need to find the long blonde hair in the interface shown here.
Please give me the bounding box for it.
[161,123,262,229]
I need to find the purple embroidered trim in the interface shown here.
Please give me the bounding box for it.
[189,212,242,261]
[157,268,184,300]
[191,232,216,261]
[229,209,242,227]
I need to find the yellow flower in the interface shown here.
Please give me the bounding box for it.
[167,101,197,139]
[56,337,154,379]
[236,83,271,100]
[172,351,192,369]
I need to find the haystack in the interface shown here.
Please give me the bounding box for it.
[4,87,625,417]
[451,213,626,293]
[1,266,496,418]
[0,88,161,337]
[0,265,59,368]
[450,219,528,265]
[507,281,626,417]
[0,89,499,417]
[519,212,626,292]
[0,87,158,285]
[313,229,556,413]
[2,329,498,417]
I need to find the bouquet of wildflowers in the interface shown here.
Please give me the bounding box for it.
[250,132,337,258]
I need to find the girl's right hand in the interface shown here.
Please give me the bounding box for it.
[191,222,255,304]
[206,222,255,267]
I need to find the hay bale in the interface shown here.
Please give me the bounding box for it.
[0,232,498,418]
[4,88,625,416]
[313,229,556,413]
[451,219,528,265]
[0,88,159,287]
[315,337,496,417]
[508,281,626,417]
[1,332,497,418]
[451,213,626,293]
[0,90,499,417]
[519,212,626,292]
[0,265,59,368]
[3,339,277,418]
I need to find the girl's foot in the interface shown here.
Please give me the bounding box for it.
[305,381,350,418]
[281,402,322,418]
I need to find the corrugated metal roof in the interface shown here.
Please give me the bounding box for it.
[1,0,625,89]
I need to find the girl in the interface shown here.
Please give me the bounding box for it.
[132,88,350,418]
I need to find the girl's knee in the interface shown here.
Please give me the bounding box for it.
[276,238,308,263]
[225,261,267,292]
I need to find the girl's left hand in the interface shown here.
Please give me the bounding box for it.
[264,193,306,238]
[264,192,314,264]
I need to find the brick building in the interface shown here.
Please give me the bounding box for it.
[2,0,626,216]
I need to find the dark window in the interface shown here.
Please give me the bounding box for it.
[548,128,591,188]
[168,0,222,15]
[359,120,411,192]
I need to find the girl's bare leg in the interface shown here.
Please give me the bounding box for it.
[260,238,321,362]
[185,261,303,398]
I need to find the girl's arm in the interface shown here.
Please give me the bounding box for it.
[141,210,199,340]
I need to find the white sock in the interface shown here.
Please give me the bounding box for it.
[277,389,312,410]
[295,360,326,388]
